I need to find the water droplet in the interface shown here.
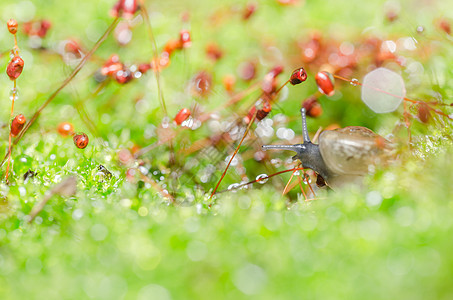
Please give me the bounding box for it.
[256,174,269,184]
[270,158,282,167]
[9,88,19,101]
[161,117,170,128]
[303,173,312,184]
[350,78,359,86]
[228,183,240,192]
[361,68,405,113]
[416,26,424,33]
[293,171,300,176]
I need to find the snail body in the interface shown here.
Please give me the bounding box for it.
[262,108,394,189]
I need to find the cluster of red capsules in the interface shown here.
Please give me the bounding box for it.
[99,29,191,85]
[243,66,308,124]
[5,19,26,181]
[300,23,453,125]
[6,20,89,156]
[22,19,52,39]
[111,0,139,19]
[57,122,89,149]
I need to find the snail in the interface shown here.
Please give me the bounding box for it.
[262,108,395,189]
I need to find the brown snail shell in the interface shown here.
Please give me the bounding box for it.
[319,126,394,176]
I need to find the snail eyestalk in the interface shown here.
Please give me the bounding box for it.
[262,144,300,151]
[300,108,311,143]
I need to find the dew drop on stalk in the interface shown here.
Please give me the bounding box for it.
[256,174,268,184]
[270,158,282,168]
[350,78,359,86]
[361,67,405,113]
[293,170,300,176]
[303,173,311,184]
[9,88,19,101]
[228,183,240,192]
[161,116,170,128]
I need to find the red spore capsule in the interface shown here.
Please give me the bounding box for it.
[11,114,26,137]
[180,30,191,48]
[290,67,308,85]
[261,66,284,93]
[37,20,51,38]
[65,39,83,57]
[58,122,74,137]
[439,19,451,35]
[238,61,256,81]
[118,149,133,165]
[269,65,284,78]
[417,103,431,124]
[111,0,138,19]
[256,101,271,121]
[7,56,24,81]
[101,54,123,76]
[174,108,191,125]
[115,69,133,84]
[206,43,223,61]
[190,71,212,97]
[303,96,323,118]
[7,19,18,34]
[243,3,257,20]
[122,0,138,19]
[243,106,256,124]
[138,63,152,74]
[73,133,89,149]
[315,71,335,96]
[222,74,236,92]
[164,39,183,55]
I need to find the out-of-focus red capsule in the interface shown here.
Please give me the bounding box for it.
[238,61,256,81]
[115,69,133,84]
[257,101,271,121]
[7,56,24,81]
[11,114,26,137]
[111,0,139,19]
[244,106,256,124]
[222,74,236,92]
[386,10,398,22]
[299,32,322,63]
[126,168,136,182]
[37,20,51,38]
[64,39,83,57]
[122,0,138,19]
[138,63,152,74]
[290,67,308,85]
[118,149,133,165]
[190,71,212,97]
[205,43,223,61]
[73,133,89,149]
[303,96,323,118]
[164,39,183,55]
[439,19,451,35]
[418,103,431,123]
[111,0,122,17]
[243,3,257,20]
[58,122,74,137]
[101,54,123,76]
[180,30,191,48]
[261,66,284,93]
[174,108,191,125]
[269,65,284,78]
[7,19,18,34]
[315,71,335,96]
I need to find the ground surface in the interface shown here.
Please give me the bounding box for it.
[0,0,453,299]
